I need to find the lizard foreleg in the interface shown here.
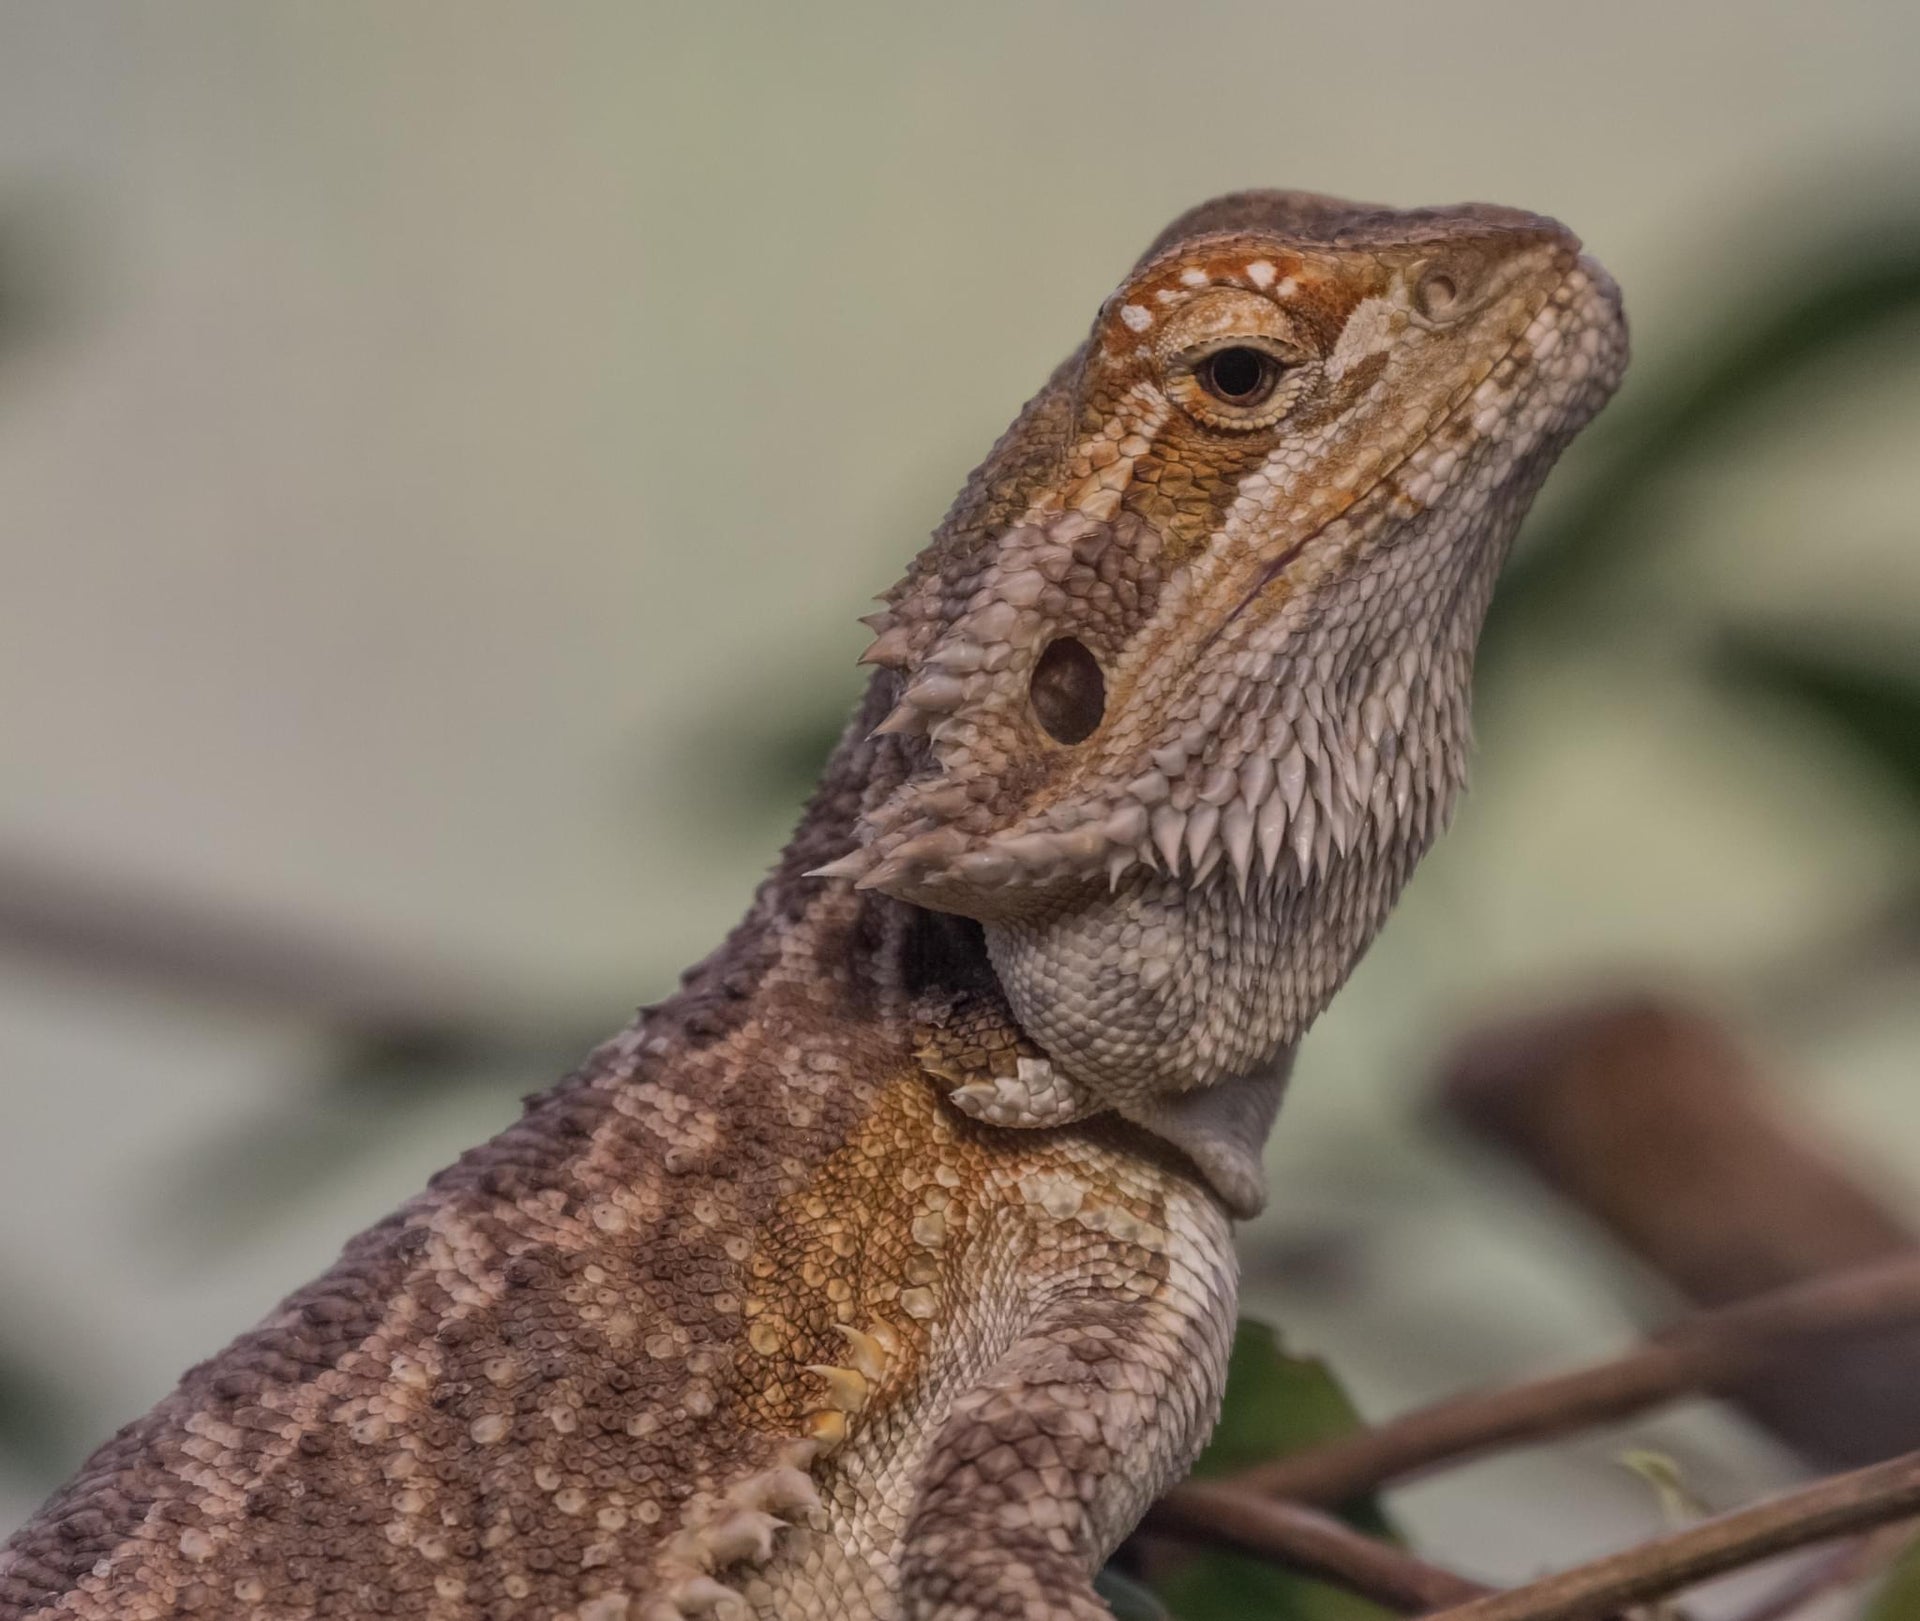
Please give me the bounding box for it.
[899,1234,1234,1621]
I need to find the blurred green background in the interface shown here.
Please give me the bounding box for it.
[1,2,1917,1610]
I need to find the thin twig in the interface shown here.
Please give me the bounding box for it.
[1439,994,1920,1467]
[1722,1523,1917,1621]
[1230,1254,1920,1505]
[1419,1449,1920,1621]
[0,846,573,1047]
[1145,1481,1492,1613]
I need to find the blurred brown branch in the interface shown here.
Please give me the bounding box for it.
[0,848,630,1091]
[0,847,519,1048]
[1141,992,1920,1621]
[1440,993,1920,1467]
[1420,1449,1920,1621]
[1724,1525,1916,1621]
[1144,1483,1491,1612]
[1225,1253,1920,1506]
[1152,1448,1920,1621]
[1136,1444,1920,1621]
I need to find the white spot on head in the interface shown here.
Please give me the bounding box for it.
[1179,267,1209,287]
[1275,277,1299,298]
[1244,259,1277,289]
[1327,296,1396,382]
[1119,303,1153,332]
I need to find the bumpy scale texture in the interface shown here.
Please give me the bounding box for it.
[0,190,1627,1621]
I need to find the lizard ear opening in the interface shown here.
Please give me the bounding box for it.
[1029,637,1105,745]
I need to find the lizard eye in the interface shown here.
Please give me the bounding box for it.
[1169,336,1301,431]
[1199,346,1278,406]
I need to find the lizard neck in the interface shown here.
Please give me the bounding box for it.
[651,678,949,1061]
[1115,1047,1295,1219]
[737,480,1517,1211]
[736,676,1295,1214]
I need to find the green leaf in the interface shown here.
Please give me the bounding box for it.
[150,1030,596,1250]
[0,1341,85,1481]
[1151,1549,1392,1621]
[672,664,858,832]
[1191,1322,1372,1478]
[1865,1539,1920,1621]
[1095,1565,1174,1621]
[1712,628,1920,828]
[1149,1319,1394,1621]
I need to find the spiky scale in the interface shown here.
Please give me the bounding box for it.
[871,700,928,738]
[1290,794,1319,879]
[903,674,967,713]
[1184,803,1220,874]
[1255,789,1290,877]
[857,626,915,668]
[1150,805,1186,876]
[1276,748,1308,817]
[1126,770,1171,807]
[805,1364,870,1414]
[831,1328,890,1385]
[1222,800,1256,897]
[1238,752,1273,811]
[806,851,872,882]
[953,848,1017,887]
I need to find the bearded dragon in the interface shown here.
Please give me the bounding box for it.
[0,190,1626,1621]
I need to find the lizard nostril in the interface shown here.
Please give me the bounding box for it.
[1029,637,1105,745]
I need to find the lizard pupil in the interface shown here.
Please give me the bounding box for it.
[1200,346,1272,405]
[1029,637,1105,745]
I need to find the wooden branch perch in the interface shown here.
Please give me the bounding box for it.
[1419,1448,1920,1621]
[1144,1482,1492,1613]
[1439,993,1920,1467]
[1228,1253,1920,1505]
[1724,1524,1916,1621]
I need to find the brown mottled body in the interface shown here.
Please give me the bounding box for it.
[2,191,1626,1621]
[0,691,1228,1621]
[1,691,1232,1621]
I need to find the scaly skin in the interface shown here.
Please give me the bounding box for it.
[0,191,1626,1621]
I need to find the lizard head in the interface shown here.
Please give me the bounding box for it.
[816,190,1628,1117]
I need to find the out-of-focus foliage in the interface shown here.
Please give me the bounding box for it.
[0,1358,75,1482]
[1866,1539,1920,1621]
[1128,1320,1393,1621]
[1712,630,1920,831]
[1480,220,1920,670]
[0,192,67,363]
[1613,1449,1708,1528]
[1092,1567,1174,1621]
[0,1281,86,1486]
[150,1030,599,1246]
[1186,1322,1387,1497]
